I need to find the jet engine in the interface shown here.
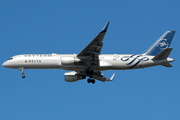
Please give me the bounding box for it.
[61,57,81,65]
[64,71,86,82]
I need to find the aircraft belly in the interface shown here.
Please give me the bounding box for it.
[59,66,87,71]
[102,60,128,69]
[99,60,156,70]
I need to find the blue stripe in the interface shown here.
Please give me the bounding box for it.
[121,54,135,61]
[129,60,141,68]
[126,55,141,65]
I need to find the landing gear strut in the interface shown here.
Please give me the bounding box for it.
[86,69,94,76]
[86,69,95,84]
[19,68,25,78]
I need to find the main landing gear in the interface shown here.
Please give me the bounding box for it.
[87,78,95,84]
[19,68,25,78]
[86,69,95,84]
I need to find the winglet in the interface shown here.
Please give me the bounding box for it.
[101,21,110,33]
[110,73,115,81]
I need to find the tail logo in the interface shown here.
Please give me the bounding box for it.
[157,39,169,50]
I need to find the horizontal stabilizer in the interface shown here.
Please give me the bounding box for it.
[162,63,173,67]
[152,48,173,60]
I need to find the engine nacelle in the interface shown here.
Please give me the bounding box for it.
[61,57,81,65]
[64,71,86,82]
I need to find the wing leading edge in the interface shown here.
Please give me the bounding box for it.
[77,21,110,57]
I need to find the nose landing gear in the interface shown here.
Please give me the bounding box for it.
[22,74,25,78]
[19,68,25,78]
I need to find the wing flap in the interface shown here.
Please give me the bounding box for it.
[91,71,115,82]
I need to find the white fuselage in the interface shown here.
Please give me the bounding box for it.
[2,53,174,71]
[2,22,176,82]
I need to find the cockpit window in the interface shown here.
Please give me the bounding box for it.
[9,58,13,60]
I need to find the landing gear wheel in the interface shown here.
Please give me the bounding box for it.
[87,78,95,84]
[87,79,91,83]
[22,74,25,78]
[92,79,95,84]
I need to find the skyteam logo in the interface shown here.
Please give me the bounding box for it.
[121,55,149,68]
[157,39,169,50]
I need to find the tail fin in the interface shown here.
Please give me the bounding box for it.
[143,31,176,56]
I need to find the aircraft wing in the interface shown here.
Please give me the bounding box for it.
[77,21,109,57]
[76,22,113,82]
[91,71,115,82]
[79,71,115,82]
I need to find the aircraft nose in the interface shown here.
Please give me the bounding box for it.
[2,61,8,68]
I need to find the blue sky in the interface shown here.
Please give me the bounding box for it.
[0,0,180,119]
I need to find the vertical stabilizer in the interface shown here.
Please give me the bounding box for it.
[144,31,175,56]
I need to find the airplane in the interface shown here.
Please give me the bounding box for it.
[2,21,176,84]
